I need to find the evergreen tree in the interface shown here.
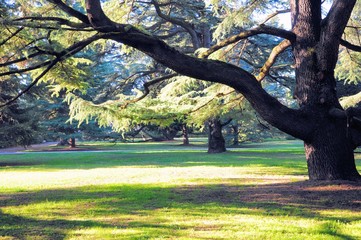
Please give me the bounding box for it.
[0,77,43,148]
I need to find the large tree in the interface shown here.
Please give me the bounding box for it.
[1,0,361,180]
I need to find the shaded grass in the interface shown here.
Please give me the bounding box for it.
[0,140,360,239]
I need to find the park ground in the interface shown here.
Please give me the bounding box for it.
[0,139,360,239]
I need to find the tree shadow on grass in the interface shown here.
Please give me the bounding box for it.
[172,180,361,213]
[170,180,360,240]
[0,162,41,167]
[1,180,360,239]
[0,210,112,240]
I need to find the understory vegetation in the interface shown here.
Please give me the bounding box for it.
[0,140,360,239]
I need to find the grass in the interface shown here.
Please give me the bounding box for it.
[0,140,360,239]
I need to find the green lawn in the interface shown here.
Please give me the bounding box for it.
[0,140,360,239]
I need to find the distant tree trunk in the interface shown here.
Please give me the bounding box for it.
[207,118,226,153]
[69,137,76,148]
[182,123,190,145]
[230,124,239,146]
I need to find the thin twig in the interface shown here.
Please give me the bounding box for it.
[259,9,290,25]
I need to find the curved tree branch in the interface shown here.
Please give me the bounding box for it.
[256,39,291,81]
[0,34,60,67]
[13,16,89,28]
[120,73,178,109]
[0,52,43,68]
[259,9,291,25]
[152,0,201,49]
[1,19,93,31]
[340,39,361,52]
[198,25,295,58]
[1,33,105,77]
[84,0,311,140]
[85,0,116,31]
[47,0,90,24]
[323,0,356,39]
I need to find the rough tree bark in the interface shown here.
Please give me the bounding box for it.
[207,118,226,153]
[207,118,232,153]
[290,0,360,180]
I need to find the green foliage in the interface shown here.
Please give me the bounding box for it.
[211,0,288,41]
[102,0,132,24]
[37,97,81,141]
[335,51,361,85]
[35,57,92,96]
[157,74,246,128]
[339,91,361,109]
[66,93,183,133]
[0,107,42,148]
[0,78,43,148]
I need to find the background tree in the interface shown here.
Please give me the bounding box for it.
[0,77,43,148]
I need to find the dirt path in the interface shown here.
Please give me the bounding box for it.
[0,142,58,153]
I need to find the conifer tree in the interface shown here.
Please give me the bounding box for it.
[0,77,43,148]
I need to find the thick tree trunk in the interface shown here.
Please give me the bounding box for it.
[208,118,226,153]
[289,0,360,180]
[304,119,360,181]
